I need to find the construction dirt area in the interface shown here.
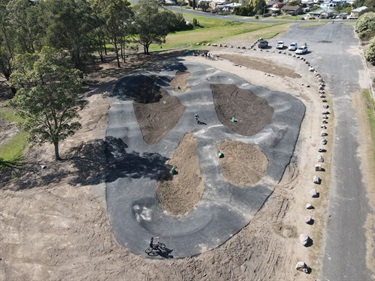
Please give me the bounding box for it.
[0,43,343,281]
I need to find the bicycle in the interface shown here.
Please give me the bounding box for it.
[145,237,167,256]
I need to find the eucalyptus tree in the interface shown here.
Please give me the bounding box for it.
[0,0,15,81]
[132,0,184,54]
[45,0,100,72]
[92,0,133,67]
[9,48,87,161]
[6,0,47,54]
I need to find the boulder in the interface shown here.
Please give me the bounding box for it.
[309,188,319,197]
[300,234,310,246]
[305,215,313,224]
[306,203,314,209]
[313,176,321,184]
[295,261,309,273]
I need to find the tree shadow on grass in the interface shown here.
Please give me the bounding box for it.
[5,137,171,190]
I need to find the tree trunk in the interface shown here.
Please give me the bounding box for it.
[144,44,150,55]
[54,141,61,161]
[113,36,120,68]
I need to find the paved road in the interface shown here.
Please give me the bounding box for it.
[276,23,373,280]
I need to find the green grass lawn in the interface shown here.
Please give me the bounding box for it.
[0,107,28,162]
[149,14,286,51]
[0,131,28,162]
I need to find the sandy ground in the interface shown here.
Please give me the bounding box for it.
[0,46,334,281]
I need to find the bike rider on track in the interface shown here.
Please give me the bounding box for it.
[149,237,158,250]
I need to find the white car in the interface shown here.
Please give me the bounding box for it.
[276,41,284,49]
[288,42,297,51]
[295,46,308,54]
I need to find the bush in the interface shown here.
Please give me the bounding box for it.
[198,1,209,12]
[365,36,375,64]
[168,13,194,31]
[233,5,255,16]
[356,12,375,40]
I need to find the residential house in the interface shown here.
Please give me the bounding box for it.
[281,5,303,15]
[349,6,367,19]
[268,1,284,13]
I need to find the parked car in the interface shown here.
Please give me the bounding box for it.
[276,41,285,49]
[296,45,308,54]
[288,42,297,51]
[258,39,268,49]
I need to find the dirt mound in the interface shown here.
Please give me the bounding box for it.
[217,141,268,186]
[170,71,190,93]
[156,133,204,216]
[134,83,185,144]
[211,84,274,136]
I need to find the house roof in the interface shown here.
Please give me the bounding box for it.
[281,5,301,11]
[352,6,367,13]
[309,7,334,15]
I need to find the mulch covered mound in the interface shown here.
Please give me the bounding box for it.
[156,133,204,216]
[133,76,185,144]
[170,71,190,93]
[211,84,274,136]
[217,141,268,187]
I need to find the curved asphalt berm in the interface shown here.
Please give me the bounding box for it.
[105,62,305,258]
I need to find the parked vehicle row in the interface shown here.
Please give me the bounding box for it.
[280,42,309,54]
[257,39,309,54]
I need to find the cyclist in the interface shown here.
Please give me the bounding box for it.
[149,237,159,250]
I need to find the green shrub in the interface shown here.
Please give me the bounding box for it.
[365,36,375,64]
[356,12,375,40]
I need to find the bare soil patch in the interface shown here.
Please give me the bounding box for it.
[217,141,268,187]
[219,54,301,78]
[156,133,204,216]
[211,83,274,136]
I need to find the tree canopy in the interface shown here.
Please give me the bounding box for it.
[9,48,87,160]
[132,0,189,54]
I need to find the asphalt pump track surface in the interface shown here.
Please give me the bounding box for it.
[105,62,305,258]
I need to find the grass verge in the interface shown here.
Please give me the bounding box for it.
[363,89,375,162]
[0,131,28,162]
[0,107,28,162]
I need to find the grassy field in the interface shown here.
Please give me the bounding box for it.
[150,14,287,51]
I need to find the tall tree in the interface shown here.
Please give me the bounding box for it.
[45,0,100,72]
[6,0,47,54]
[93,0,133,67]
[132,0,178,54]
[0,0,15,82]
[9,48,87,161]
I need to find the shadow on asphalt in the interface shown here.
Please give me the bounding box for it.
[8,137,170,190]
